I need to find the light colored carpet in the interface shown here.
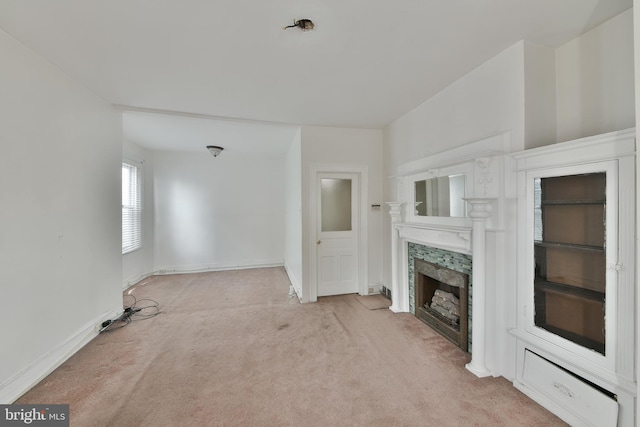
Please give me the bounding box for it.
[355,294,392,310]
[16,267,565,426]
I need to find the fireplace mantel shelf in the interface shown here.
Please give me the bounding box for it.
[395,222,472,232]
[394,222,472,255]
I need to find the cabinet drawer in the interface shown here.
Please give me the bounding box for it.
[522,351,617,427]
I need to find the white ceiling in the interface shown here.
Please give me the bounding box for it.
[0,0,632,152]
[122,109,300,155]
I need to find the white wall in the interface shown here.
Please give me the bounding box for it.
[384,42,526,178]
[0,29,122,402]
[122,140,155,288]
[153,150,286,272]
[633,2,640,420]
[284,129,303,296]
[383,42,527,293]
[524,42,557,149]
[300,125,384,302]
[556,9,635,143]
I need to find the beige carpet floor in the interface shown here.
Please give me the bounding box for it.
[17,267,565,426]
[354,294,392,310]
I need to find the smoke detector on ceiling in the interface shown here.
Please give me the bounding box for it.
[282,19,315,31]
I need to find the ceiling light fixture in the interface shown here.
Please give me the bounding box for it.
[206,145,224,157]
[282,19,314,31]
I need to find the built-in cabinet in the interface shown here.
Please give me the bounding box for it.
[512,129,636,427]
[534,172,607,354]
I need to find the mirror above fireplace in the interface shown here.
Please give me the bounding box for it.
[414,174,466,217]
[403,161,474,226]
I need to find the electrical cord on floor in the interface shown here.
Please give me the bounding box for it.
[99,295,161,333]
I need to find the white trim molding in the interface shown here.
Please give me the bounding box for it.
[308,163,369,302]
[463,197,495,378]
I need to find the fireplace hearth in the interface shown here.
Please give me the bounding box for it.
[414,258,469,351]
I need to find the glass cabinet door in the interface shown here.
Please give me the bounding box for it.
[514,130,636,415]
[533,173,606,354]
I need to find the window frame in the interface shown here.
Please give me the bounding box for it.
[122,159,143,255]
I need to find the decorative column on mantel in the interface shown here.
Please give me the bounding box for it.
[463,197,495,378]
[386,202,405,313]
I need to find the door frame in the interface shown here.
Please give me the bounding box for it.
[309,164,368,302]
[316,171,359,297]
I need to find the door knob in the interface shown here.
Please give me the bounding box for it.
[317,240,321,245]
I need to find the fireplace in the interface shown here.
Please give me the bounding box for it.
[414,258,469,351]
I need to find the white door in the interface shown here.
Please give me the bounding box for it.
[316,173,359,296]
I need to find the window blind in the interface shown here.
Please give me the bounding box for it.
[122,162,142,254]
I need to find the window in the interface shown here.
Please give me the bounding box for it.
[122,161,142,254]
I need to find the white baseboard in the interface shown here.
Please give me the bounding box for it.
[283,263,302,302]
[367,283,383,295]
[154,260,284,275]
[124,262,288,292]
[0,308,120,404]
[122,271,155,290]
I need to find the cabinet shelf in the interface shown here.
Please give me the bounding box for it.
[541,199,605,205]
[534,241,604,253]
[534,279,605,353]
[534,279,604,303]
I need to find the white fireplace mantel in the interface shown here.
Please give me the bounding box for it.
[386,133,510,379]
[395,222,472,255]
[386,215,474,315]
[387,201,494,378]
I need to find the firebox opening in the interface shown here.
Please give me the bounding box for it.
[418,277,461,325]
[414,258,469,352]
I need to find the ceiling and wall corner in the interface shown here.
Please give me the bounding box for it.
[0,0,632,153]
[556,8,635,143]
[121,109,301,158]
[523,42,557,150]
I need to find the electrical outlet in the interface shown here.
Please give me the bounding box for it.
[368,287,374,294]
[95,321,108,332]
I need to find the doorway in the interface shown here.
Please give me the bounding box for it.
[309,165,368,301]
